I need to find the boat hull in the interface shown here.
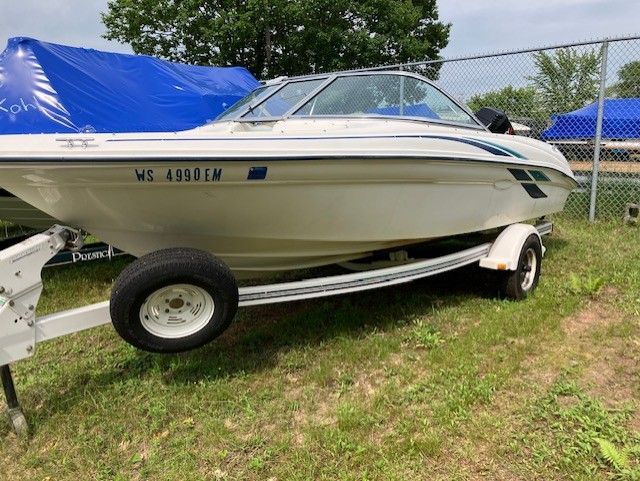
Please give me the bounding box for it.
[0,157,574,276]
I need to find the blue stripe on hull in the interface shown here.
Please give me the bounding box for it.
[105,134,523,159]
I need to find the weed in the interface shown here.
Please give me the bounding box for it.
[568,273,606,297]
[408,319,445,349]
[595,438,640,480]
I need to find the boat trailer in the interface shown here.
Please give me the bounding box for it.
[0,222,552,435]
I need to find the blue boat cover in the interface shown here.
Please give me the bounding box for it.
[0,37,260,134]
[541,98,640,140]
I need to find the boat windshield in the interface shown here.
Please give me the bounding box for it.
[217,72,480,127]
[294,74,477,126]
[217,84,275,120]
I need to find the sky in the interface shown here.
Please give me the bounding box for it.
[0,1,128,53]
[437,0,640,58]
[0,0,638,97]
[1,0,638,57]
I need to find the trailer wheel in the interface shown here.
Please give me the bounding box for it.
[110,248,238,353]
[499,234,542,300]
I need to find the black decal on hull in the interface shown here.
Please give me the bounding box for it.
[508,168,532,181]
[522,183,548,199]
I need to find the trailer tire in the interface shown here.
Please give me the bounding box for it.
[498,234,542,300]
[110,248,238,353]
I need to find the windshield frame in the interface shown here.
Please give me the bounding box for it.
[216,77,331,122]
[216,71,485,130]
[216,84,277,121]
[240,77,330,121]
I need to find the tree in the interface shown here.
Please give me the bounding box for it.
[530,48,601,115]
[102,0,451,79]
[466,86,545,119]
[608,61,640,98]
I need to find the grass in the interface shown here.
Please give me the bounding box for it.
[1,217,640,480]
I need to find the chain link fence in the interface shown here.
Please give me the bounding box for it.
[344,35,640,220]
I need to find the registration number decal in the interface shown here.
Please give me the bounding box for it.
[135,168,222,182]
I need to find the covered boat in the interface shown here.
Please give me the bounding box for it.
[0,37,259,135]
[541,98,640,140]
[0,37,259,227]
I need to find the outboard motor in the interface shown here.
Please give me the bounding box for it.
[474,107,514,134]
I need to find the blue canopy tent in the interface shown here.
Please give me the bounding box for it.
[541,98,640,140]
[0,37,260,134]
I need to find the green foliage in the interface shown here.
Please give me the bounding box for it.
[608,61,640,98]
[530,48,602,115]
[567,273,605,297]
[595,438,640,480]
[408,319,445,349]
[467,85,545,119]
[102,0,451,78]
[596,438,629,470]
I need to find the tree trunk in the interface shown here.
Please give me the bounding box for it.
[264,28,272,74]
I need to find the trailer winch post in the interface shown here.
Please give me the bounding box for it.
[0,225,83,435]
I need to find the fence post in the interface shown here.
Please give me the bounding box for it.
[589,40,609,222]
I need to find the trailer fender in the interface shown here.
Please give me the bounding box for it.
[479,223,545,271]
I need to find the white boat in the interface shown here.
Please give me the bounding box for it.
[0,71,576,277]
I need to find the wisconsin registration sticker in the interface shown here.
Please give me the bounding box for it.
[247,167,268,180]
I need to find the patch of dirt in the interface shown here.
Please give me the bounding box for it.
[514,289,622,393]
[289,388,337,433]
[562,287,620,337]
[628,410,640,432]
[583,343,639,407]
[353,370,383,398]
[556,394,580,409]
[558,287,640,408]
[461,448,527,481]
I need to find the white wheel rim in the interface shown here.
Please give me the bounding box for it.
[139,284,215,339]
[520,248,537,291]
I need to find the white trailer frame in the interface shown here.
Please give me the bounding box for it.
[0,221,552,435]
